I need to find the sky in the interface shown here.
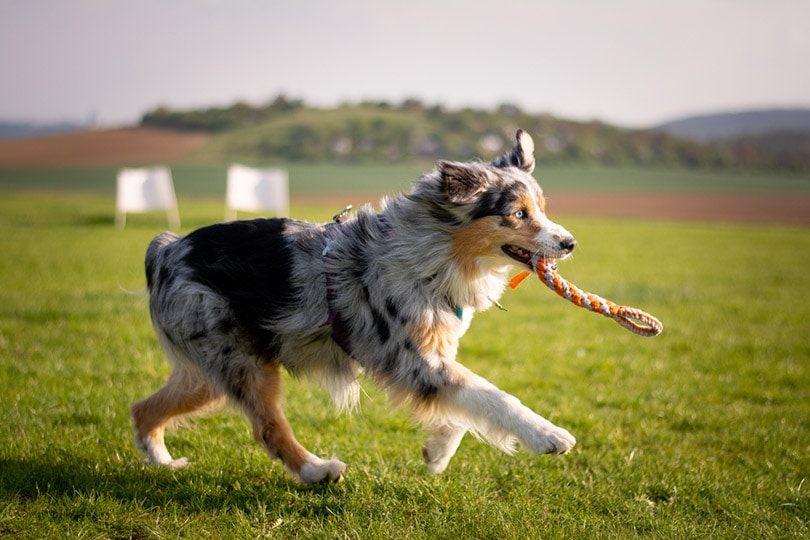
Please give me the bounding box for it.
[1,0,808,128]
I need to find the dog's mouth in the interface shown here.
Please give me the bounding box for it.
[502,245,536,268]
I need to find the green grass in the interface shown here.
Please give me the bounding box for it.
[0,188,808,539]
[0,163,807,201]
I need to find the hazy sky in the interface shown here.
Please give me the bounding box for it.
[1,0,808,128]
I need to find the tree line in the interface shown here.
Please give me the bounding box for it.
[141,96,810,172]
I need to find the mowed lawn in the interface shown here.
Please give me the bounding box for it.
[0,178,808,538]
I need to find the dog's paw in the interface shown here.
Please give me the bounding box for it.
[298,455,346,484]
[422,445,450,475]
[164,456,191,470]
[422,425,467,475]
[141,455,190,470]
[135,434,191,469]
[542,425,577,455]
[523,424,576,455]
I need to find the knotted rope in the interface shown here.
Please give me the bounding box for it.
[509,258,663,337]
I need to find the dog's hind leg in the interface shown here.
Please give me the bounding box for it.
[131,365,221,470]
[240,362,345,484]
[422,424,467,474]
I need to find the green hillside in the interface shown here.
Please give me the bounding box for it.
[141,97,810,172]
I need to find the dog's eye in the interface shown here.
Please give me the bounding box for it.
[514,209,527,219]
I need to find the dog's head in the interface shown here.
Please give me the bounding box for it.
[429,130,577,275]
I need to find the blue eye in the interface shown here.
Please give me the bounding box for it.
[514,210,526,219]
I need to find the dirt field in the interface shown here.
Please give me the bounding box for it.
[0,127,209,167]
[546,192,810,226]
[1,128,807,225]
[294,192,810,226]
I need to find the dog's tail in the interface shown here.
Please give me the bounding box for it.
[145,231,182,290]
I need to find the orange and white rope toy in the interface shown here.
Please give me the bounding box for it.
[509,258,663,337]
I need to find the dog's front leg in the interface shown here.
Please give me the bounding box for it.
[422,424,467,474]
[448,372,576,456]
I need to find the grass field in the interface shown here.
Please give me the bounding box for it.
[1,162,808,199]
[0,170,808,538]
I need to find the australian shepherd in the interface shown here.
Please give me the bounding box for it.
[132,129,578,483]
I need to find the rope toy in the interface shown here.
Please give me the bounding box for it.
[509,258,663,337]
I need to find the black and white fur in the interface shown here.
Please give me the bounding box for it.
[132,129,577,483]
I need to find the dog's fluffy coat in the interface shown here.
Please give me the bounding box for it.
[132,130,577,483]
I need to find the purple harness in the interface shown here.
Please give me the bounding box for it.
[320,207,393,357]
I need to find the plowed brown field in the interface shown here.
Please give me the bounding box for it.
[0,127,209,167]
[294,192,810,226]
[1,128,807,225]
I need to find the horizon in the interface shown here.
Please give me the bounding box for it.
[3,102,810,133]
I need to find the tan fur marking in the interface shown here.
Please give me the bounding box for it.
[450,217,506,276]
[515,192,547,223]
[245,363,311,473]
[131,366,221,442]
[516,193,533,214]
[407,318,459,364]
[451,213,544,275]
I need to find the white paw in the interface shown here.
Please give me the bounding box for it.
[141,455,190,470]
[422,445,451,475]
[136,434,191,469]
[298,455,346,484]
[547,425,576,454]
[543,426,577,454]
[524,424,576,455]
[163,456,191,470]
[422,425,467,475]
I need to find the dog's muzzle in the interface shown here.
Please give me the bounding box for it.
[502,236,576,268]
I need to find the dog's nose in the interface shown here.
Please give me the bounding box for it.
[560,237,577,252]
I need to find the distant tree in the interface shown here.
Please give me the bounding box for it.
[138,96,809,171]
[497,103,523,116]
[266,94,303,112]
[399,98,425,112]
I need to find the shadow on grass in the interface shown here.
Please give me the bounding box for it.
[0,453,347,518]
[81,214,116,227]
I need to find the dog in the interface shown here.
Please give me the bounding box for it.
[131,129,577,483]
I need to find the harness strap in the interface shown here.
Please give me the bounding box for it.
[321,209,355,356]
[322,273,354,356]
[320,207,394,357]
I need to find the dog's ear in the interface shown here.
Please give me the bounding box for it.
[491,129,535,173]
[440,161,487,204]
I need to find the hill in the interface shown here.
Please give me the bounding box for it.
[0,121,87,140]
[140,98,810,172]
[2,99,809,172]
[655,109,810,141]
